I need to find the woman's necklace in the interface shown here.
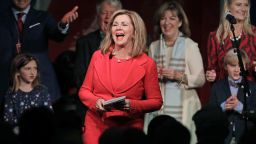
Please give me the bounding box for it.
[229,26,242,41]
[230,32,242,41]
[112,48,131,63]
[165,40,175,47]
[164,34,178,47]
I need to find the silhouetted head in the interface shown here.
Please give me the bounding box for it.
[148,115,190,144]
[99,127,148,144]
[0,121,19,144]
[99,127,124,144]
[193,105,229,144]
[18,107,56,144]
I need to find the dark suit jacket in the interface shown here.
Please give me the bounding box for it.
[73,29,102,123]
[209,77,256,144]
[0,7,66,104]
[74,29,102,89]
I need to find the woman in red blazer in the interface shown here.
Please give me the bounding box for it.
[79,9,163,144]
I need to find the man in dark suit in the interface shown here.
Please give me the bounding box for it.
[209,48,256,144]
[74,0,122,123]
[0,0,78,106]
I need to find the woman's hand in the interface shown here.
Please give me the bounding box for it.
[253,59,256,72]
[161,68,183,81]
[111,99,130,111]
[95,98,106,111]
[157,67,163,78]
[206,69,216,82]
[123,99,130,111]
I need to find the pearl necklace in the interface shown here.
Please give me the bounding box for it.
[116,58,129,63]
[111,48,130,63]
[230,32,242,41]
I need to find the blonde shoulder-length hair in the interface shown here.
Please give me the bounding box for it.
[216,0,254,42]
[100,9,147,57]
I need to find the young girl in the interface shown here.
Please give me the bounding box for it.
[3,54,53,125]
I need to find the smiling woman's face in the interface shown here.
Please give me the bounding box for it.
[111,14,134,48]
[160,10,181,39]
[228,0,249,22]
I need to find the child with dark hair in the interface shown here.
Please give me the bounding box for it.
[3,53,52,126]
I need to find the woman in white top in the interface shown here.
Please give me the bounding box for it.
[144,1,205,144]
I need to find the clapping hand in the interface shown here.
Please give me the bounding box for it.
[206,69,217,82]
[161,68,183,81]
[253,59,256,72]
[225,96,238,110]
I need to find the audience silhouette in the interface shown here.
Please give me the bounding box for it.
[193,105,229,144]
[18,107,56,144]
[0,121,19,144]
[99,127,148,144]
[147,115,190,144]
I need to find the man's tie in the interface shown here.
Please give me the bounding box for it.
[16,12,25,53]
[17,12,25,34]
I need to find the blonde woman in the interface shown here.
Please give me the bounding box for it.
[79,9,162,144]
[206,0,256,82]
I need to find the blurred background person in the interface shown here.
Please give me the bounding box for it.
[206,0,256,82]
[144,1,205,144]
[79,9,162,144]
[193,105,229,144]
[147,115,191,144]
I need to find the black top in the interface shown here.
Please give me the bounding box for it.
[74,29,103,88]
[3,85,52,125]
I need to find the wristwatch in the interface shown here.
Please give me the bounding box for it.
[59,22,68,29]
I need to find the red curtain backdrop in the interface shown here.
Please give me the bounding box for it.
[48,0,220,105]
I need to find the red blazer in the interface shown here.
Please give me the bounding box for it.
[207,26,256,81]
[79,50,162,144]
